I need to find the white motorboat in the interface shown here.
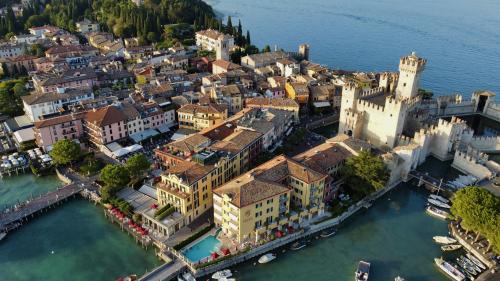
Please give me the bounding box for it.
[290,240,307,251]
[434,257,466,281]
[428,198,451,209]
[258,253,276,264]
[355,260,370,281]
[0,232,6,241]
[394,276,405,281]
[426,206,450,220]
[466,253,486,270]
[429,194,449,204]
[441,244,462,251]
[212,269,232,280]
[433,236,457,244]
[178,271,196,281]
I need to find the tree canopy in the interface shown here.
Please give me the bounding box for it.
[100,164,130,188]
[0,79,29,117]
[341,150,390,195]
[49,139,82,166]
[451,186,500,253]
[125,154,150,179]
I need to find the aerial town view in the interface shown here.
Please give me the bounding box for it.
[1,0,499,280]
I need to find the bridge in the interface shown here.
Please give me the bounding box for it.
[408,170,455,191]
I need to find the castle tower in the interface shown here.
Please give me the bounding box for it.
[338,82,361,135]
[299,44,310,61]
[216,35,230,61]
[395,52,426,99]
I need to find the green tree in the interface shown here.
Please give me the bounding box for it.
[246,30,251,45]
[341,150,389,195]
[100,164,130,188]
[226,16,233,35]
[451,186,500,246]
[50,139,82,166]
[262,45,271,53]
[125,153,150,179]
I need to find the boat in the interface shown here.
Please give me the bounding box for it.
[434,257,466,281]
[433,236,457,244]
[430,194,450,204]
[441,244,462,251]
[456,257,478,276]
[320,228,337,238]
[178,271,196,281]
[290,240,307,251]
[218,279,235,281]
[426,205,450,220]
[428,198,451,209]
[394,276,405,281]
[460,256,481,273]
[212,269,232,279]
[258,253,276,264]
[466,253,486,270]
[355,261,370,281]
[0,232,6,241]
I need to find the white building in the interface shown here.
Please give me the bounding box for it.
[195,29,234,52]
[22,88,94,121]
[76,19,100,33]
[0,42,25,59]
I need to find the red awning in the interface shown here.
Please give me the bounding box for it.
[211,252,219,259]
[221,248,230,255]
[151,203,158,209]
[276,230,283,238]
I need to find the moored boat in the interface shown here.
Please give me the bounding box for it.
[320,228,337,238]
[258,253,276,264]
[177,271,196,281]
[441,244,462,251]
[429,194,450,204]
[0,232,6,241]
[291,240,307,251]
[394,276,405,281]
[212,269,232,279]
[433,236,457,244]
[456,257,478,276]
[466,253,486,270]
[426,206,450,220]
[434,257,465,281]
[428,198,451,209]
[355,260,370,281]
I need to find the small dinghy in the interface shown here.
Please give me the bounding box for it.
[258,253,276,264]
[428,198,451,209]
[320,228,336,238]
[429,194,449,204]
[212,269,232,279]
[433,236,457,244]
[441,244,462,251]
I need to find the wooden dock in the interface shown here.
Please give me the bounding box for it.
[408,170,455,192]
[0,183,85,232]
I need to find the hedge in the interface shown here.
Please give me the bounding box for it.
[173,224,214,251]
[154,204,171,218]
[156,206,176,221]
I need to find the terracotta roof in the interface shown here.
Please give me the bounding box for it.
[210,129,262,154]
[177,103,227,115]
[255,155,326,184]
[196,29,233,41]
[84,105,127,127]
[214,177,289,208]
[293,143,352,174]
[169,134,211,152]
[34,112,84,129]
[212,59,241,71]
[164,161,213,185]
[245,97,299,108]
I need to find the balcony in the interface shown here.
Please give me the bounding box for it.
[228,212,238,222]
[229,221,238,231]
[214,212,222,222]
[213,204,222,212]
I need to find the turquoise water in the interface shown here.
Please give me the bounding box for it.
[207,0,500,98]
[183,235,222,262]
[232,183,451,281]
[0,177,160,281]
[0,174,63,208]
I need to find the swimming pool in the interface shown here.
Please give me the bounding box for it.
[182,235,221,262]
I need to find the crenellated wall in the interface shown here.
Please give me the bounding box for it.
[470,136,500,152]
[452,147,493,181]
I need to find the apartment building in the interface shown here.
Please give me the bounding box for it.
[177,103,228,131]
[83,106,128,146]
[195,29,234,52]
[34,113,85,150]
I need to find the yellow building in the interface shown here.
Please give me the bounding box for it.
[177,103,228,131]
[285,82,310,105]
[213,155,327,243]
[155,129,263,228]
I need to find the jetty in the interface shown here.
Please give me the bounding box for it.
[408,170,455,192]
[0,183,85,231]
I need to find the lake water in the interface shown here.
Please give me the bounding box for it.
[232,183,451,281]
[0,175,160,281]
[207,0,500,99]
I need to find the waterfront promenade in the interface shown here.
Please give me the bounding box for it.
[139,180,400,281]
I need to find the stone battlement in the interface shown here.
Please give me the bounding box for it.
[399,52,427,73]
[360,86,385,99]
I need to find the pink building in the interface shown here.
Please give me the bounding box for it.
[83,106,128,146]
[34,113,85,150]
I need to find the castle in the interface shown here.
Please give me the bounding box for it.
[338,52,500,183]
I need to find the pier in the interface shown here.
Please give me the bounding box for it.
[0,182,87,232]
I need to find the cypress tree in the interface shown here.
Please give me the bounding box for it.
[226,16,233,35]
[246,30,251,45]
